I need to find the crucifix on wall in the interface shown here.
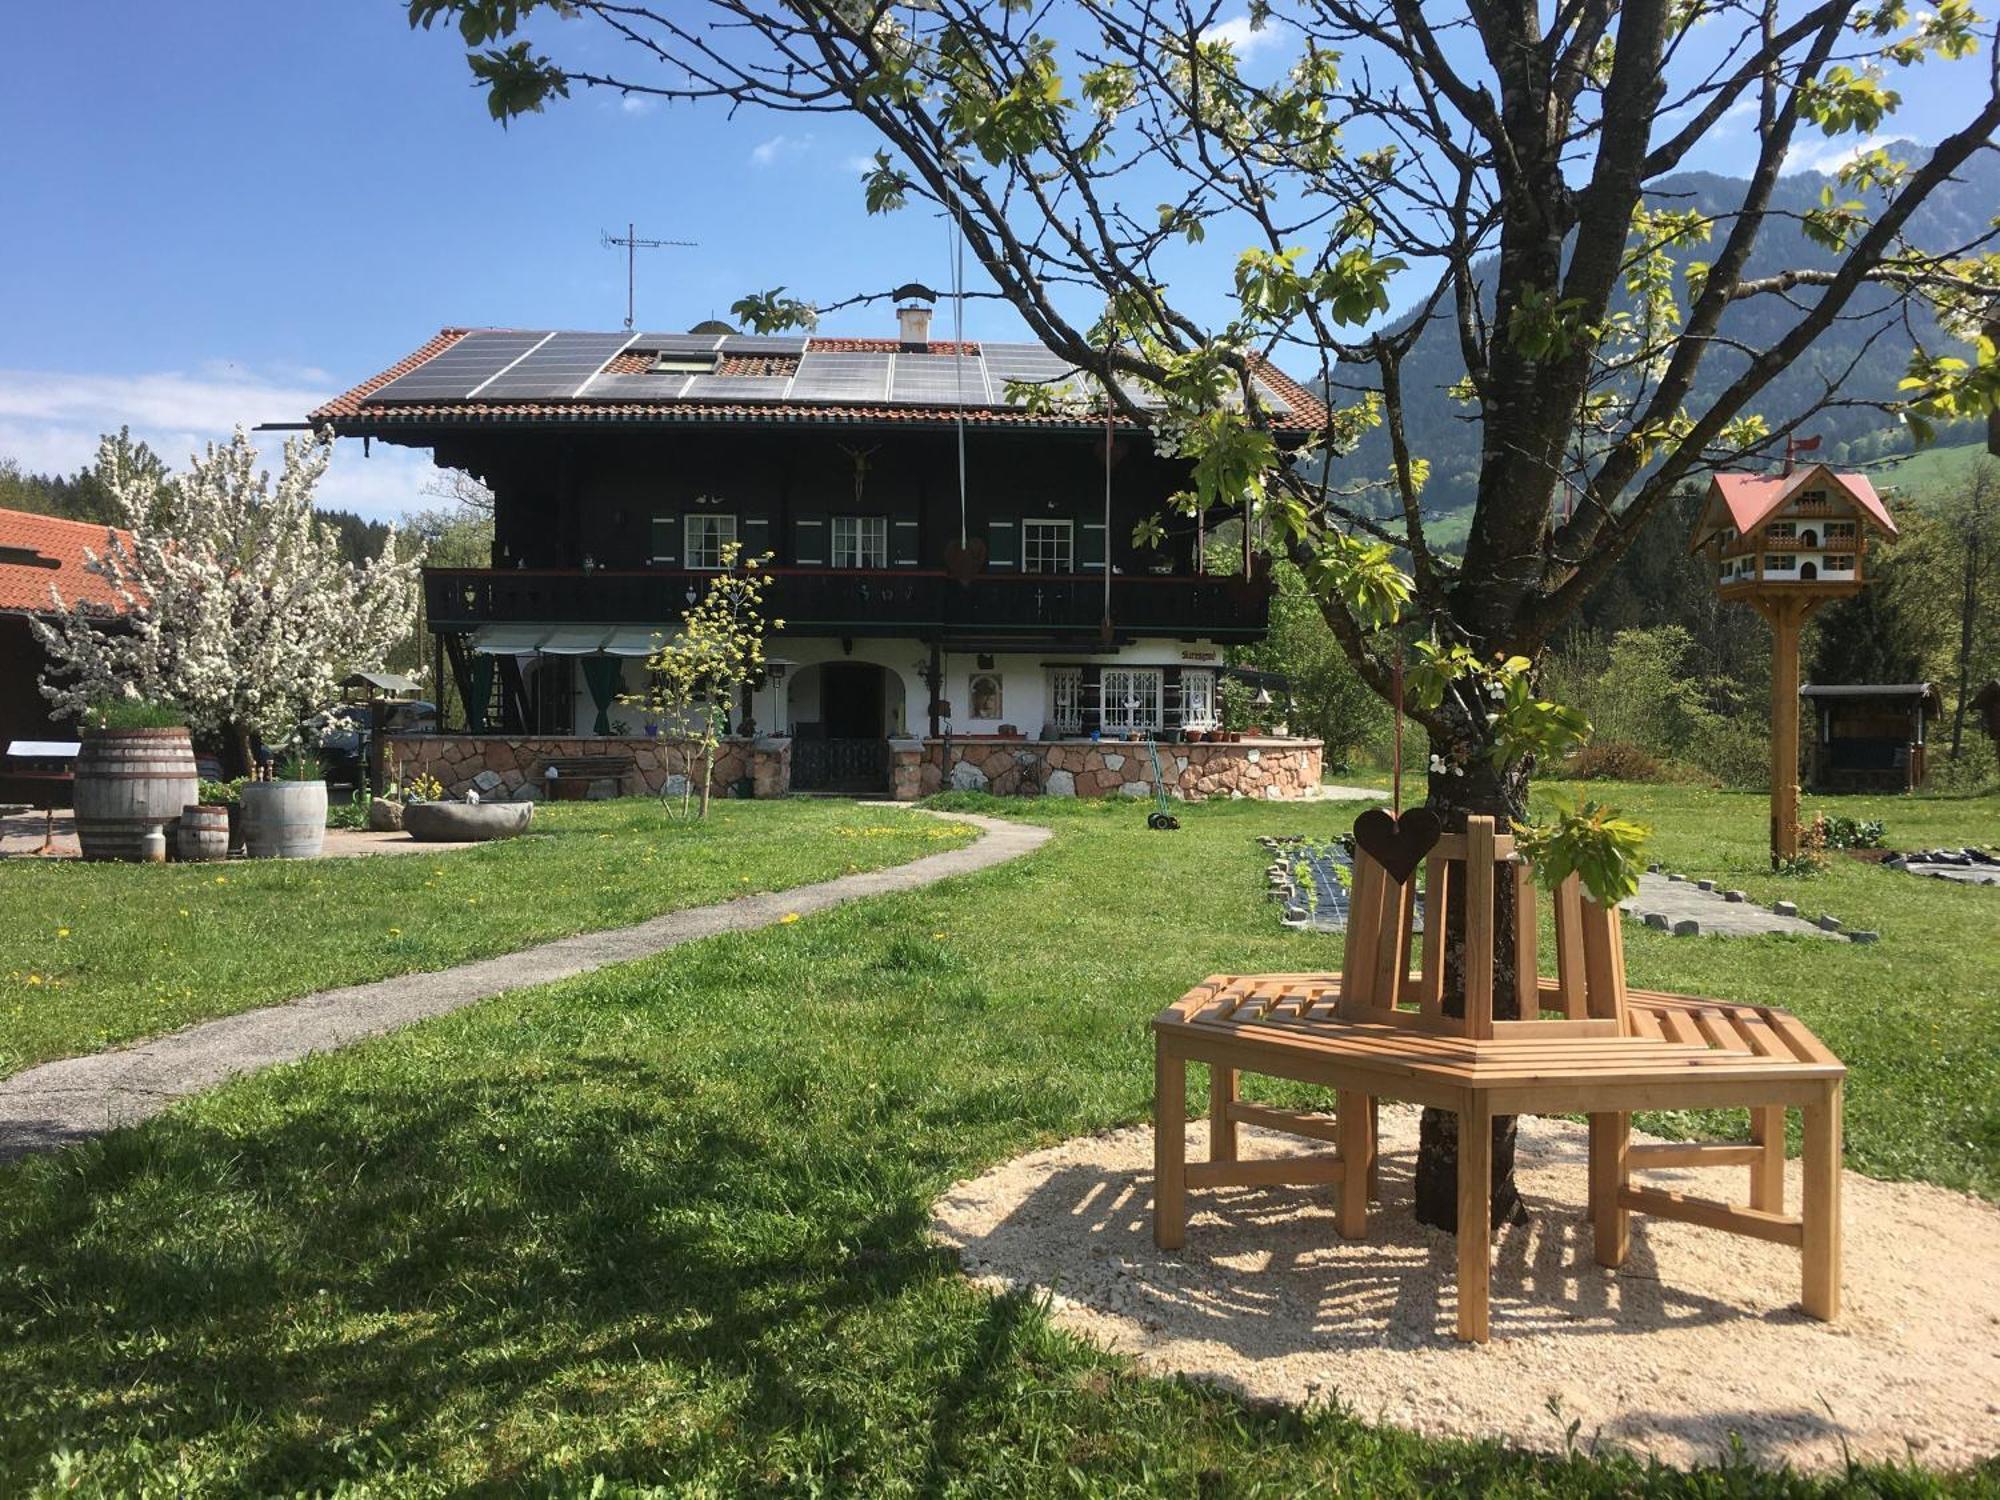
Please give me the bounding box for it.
[838,444,881,507]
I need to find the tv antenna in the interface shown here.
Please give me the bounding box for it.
[601,223,697,330]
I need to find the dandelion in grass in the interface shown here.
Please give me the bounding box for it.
[781,912,801,924]
[56,927,70,938]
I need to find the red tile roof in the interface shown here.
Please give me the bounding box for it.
[1699,464,1897,546]
[0,507,137,616]
[308,328,1330,438]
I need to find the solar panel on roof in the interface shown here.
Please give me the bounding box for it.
[636,332,727,352]
[475,331,636,399]
[718,334,809,356]
[789,351,891,400]
[889,353,987,404]
[678,375,792,401]
[364,330,547,402]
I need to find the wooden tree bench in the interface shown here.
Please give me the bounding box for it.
[537,754,638,792]
[1153,816,1845,1344]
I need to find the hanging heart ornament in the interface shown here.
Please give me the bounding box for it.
[1352,807,1443,885]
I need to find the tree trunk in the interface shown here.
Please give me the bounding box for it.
[1950,533,1977,759]
[227,723,257,781]
[1411,694,1532,1234]
[699,742,715,819]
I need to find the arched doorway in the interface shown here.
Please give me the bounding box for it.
[789,661,897,793]
[1799,560,1819,581]
[1800,528,1819,548]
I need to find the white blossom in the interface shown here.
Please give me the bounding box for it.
[31,427,422,762]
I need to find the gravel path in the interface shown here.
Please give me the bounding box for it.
[0,809,1047,1164]
[934,1107,2000,1474]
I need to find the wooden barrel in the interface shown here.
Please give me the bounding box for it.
[240,779,327,859]
[72,727,198,862]
[175,804,230,862]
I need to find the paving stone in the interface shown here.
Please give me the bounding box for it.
[1850,930,1881,944]
[1724,890,1746,903]
[1696,879,1714,892]
[1644,913,1670,930]
[1818,914,1843,932]
[1773,901,1799,917]
[1623,876,1840,941]
[1672,919,1701,937]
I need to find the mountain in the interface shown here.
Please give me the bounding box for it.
[1321,143,1999,522]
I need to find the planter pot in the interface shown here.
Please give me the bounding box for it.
[241,779,328,859]
[224,801,246,855]
[73,726,199,861]
[175,804,230,862]
[404,800,533,842]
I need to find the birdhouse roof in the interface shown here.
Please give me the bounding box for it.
[1691,464,1896,552]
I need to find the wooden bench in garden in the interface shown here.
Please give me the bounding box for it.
[1153,815,1845,1344]
[537,754,638,796]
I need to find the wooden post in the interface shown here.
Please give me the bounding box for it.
[1209,1066,1238,1164]
[1154,1034,1187,1250]
[1337,1091,1372,1240]
[1770,596,1803,862]
[1802,1083,1842,1320]
[1456,1094,1493,1343]
[1590,1112,1630,1267]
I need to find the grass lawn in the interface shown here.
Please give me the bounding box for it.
[0,785,1994,1492]
[0,799,975,1077]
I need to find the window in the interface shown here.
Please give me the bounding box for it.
[652,352,718,375]
[1766,521,1795,542]
[831,515,888,569]
[1180,670,1217,729]
[1827,521,1856,541]
[1101,667,1163,731]
[684,513,738,570]
[1827,554,1855,571]
[1765,552,1796,572]
[1048,668,1083,734]
[1022,518,1074,574]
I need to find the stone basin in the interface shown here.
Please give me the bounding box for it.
[402,800,534,843]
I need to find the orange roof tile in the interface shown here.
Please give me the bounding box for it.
[0,507,136,616]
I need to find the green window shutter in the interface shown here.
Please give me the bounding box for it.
[794,515,826,566]
[1078,520,1107,572]
[988,515,1018,568]
[650,515,679,564]
[893,513,920,566]
[741,513,773,563]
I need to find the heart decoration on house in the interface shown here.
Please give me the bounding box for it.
[1352,806,1442,886]
[943,538,988,584]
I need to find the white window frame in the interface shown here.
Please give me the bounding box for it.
[1022,518,1075,574]
[684,513,738,570]
[1101,667,1163,732]
[1180,669,1217,729]
[831,514,889,569]
[1048,667,1083,735]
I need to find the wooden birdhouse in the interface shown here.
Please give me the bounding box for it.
[1689,448,1900,862]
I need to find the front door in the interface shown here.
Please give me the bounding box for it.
[794,663,891,793]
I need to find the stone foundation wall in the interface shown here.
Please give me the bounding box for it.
[384,735,790,802]
[909,736,1322,801]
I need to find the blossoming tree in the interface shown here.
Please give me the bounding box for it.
[622,543,782,819]
[33,427,424,774]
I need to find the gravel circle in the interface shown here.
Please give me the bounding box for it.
[932,1106,2000,1473]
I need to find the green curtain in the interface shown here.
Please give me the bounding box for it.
[466,655,495,734]
[580,654,621,737]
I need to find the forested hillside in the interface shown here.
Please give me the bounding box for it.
[1324,144,1999,524]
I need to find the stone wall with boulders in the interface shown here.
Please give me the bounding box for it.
[383,735,790,803]
[908,736,1322,801]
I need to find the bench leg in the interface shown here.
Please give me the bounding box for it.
[1209,1066,1238,1165]
[1590,1113,1630,1268]
[1368,1095,1382,1202]
[1154,1034,1187,1251]
[1456,1099,1492,1344]
[1802,1083,1842,1321]
[1337,1091,1371,1240]
[1750,1105,1786,1214]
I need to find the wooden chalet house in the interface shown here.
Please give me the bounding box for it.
[307,299,1327,797]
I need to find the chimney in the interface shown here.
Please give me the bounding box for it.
[892,281,939,348]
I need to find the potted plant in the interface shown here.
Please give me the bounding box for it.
[196,777,247,854]
[241,751,328,858]
[72,698,198,862]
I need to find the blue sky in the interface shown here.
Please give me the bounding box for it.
[0,4,1985,519]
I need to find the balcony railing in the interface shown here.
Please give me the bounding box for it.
[424,566,1270,640]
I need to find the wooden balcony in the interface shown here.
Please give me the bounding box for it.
[423,566,1271,642]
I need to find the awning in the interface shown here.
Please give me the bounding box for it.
[604,625,666,657]
[538,625,614,655]
[340,669,422,694]
[470,623,548,655]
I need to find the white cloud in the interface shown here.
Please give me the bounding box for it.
[1202,15,1285,59]
[1783,132,1889,176]
[619,93,658,116]
[843,152,880,176]
[749,132,815,167]
[0,366,439,523]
